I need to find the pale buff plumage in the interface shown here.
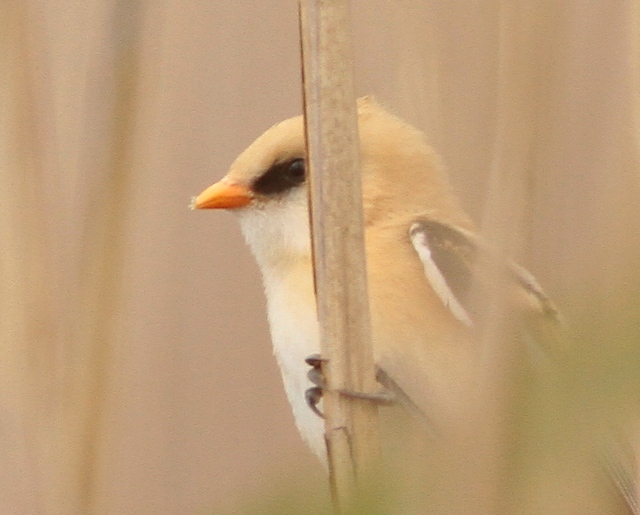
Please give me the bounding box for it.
[192,97,506,461]
[193,98,639,514]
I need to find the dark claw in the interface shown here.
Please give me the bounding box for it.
[306,354,327,389]
[305,354,327,418]
[307,366,326,388]
[305,386,325,418]
[305,353,327,368]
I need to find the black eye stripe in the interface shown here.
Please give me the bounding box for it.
[252,158,306,196]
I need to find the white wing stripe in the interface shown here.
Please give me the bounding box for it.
[410,225,473,326]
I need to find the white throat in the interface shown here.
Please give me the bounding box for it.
[236,198,326,461]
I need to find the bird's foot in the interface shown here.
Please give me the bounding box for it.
[305,354,328,418]
[305,386,325,418]
[336,387,396,405]
[304,353,396,419]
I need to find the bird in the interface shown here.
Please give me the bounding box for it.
[192,97,636,513]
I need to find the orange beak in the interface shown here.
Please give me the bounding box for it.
[191,180,253,210]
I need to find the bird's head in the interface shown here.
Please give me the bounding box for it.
[192,97,468,272]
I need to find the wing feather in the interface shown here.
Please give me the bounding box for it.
[410,223,473,326]
[409,218,560,326]
[405,218,636,514]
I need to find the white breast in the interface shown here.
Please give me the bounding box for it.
[263,272,326,462]
[237,195,327,461]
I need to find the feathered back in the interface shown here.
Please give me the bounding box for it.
[356,97,472,229]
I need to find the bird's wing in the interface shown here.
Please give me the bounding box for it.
[408,218,560,329]
[405,218,638,515]
[371,217,560,425]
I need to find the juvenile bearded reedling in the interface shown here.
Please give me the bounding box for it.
[192,97,636,513]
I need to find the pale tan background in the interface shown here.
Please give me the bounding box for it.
[1,1,639,514]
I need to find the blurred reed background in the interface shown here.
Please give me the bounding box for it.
[0,0,639,513]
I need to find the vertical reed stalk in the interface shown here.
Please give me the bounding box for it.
[299,0,381,510]
[70,2,144,513]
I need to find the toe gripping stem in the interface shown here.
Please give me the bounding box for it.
[304,354,395,419]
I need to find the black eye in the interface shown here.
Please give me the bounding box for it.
[252,158,306,196]
[287,159,305,180]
